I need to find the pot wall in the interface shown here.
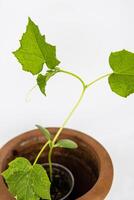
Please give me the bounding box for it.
[0,128,113,200]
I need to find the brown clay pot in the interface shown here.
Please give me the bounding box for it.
[0,128,113,200]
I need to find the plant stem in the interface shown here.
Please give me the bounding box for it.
[47,71,111,180]
[48,147,53,181]
[86,73,111,88]
[33,140,50,166]
[33,70,111,181]
[59,69,86,88]
[52,72,111,145]
[52,86,86,144]
[47,69,86,180]
[48,86,86,180]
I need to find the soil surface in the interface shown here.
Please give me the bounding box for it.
[42,164,73,200]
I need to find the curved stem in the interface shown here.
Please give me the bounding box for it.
[48,86,86,180]
[46,72,111,180]
[46,68,86,180]
[86,73,111,88]
[52,73,111,145]
[52,86,86,144]
[33,70,111,180]
[33,140,50,166]
[59,69,86,88]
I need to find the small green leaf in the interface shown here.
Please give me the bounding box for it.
[55,139,78,149]
[109,49,134,97]
[36,124,51,140]
[36,74,46,95]
[37,69,59,95]
[2,157,51,200]
[13,17,60,75]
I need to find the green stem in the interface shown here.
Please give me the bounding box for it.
[33,140,50,166]
[48,147,53,181]
[33,70,111,181]
[86,73,111,88]
[59,69,86,88]
[52,86,86,144]
[47,69,86,180]
[52,72,111,145]
[48,86,86,180]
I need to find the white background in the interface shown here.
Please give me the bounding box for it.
[0,0,134,199]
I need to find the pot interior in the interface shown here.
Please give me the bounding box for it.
[43,163,74,200]
[2,133,100,199]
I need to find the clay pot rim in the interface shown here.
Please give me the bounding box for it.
[0,127,113,200]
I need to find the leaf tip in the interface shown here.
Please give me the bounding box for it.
[40,89,47,96]
[28,16,32,23]
[35,124,39,129]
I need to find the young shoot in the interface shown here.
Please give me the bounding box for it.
[2,17,134,200]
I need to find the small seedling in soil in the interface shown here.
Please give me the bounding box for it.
[1,18,134,200]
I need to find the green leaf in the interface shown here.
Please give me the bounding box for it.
[37,69,59,95]
[2,157,51,200]
[36,124,51,140]
[109,50,134,75]
[109,73,134,97]
[55,139,78,149]
[109,49,134,97]
[13,17,60,75]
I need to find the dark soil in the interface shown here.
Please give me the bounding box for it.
[41,164,73,200]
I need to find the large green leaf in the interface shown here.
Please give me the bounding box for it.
[37,69,59,95]
[2,157,51,200]
[13,17,60,75]
[109,49,134,97]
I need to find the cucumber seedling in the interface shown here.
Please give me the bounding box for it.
[2,18,134,200]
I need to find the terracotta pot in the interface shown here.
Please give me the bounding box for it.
[0,128,113,200]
